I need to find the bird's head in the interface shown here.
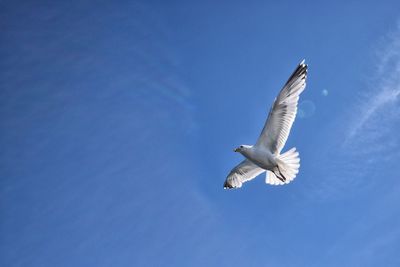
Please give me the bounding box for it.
[234,145,251,153]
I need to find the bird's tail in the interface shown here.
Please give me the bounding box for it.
[266,148,300,185]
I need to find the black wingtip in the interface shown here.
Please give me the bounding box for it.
[298,59,307,70]
[223,181,232,189]
[284,60,307,86]
[223,180,238,189]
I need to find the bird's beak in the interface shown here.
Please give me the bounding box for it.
[234,148,239,152]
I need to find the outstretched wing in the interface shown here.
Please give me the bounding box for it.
[224,160,265,189]
[255,60,308,154]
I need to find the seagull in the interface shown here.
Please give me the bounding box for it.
[224,60,308,189]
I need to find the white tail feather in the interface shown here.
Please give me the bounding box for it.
[266,147,300,185]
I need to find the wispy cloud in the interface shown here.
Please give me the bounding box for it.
[296,22,400,202]
[347,22,400,141]
[309,23,400,265]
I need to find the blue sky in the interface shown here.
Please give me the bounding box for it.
[1,1,400,266]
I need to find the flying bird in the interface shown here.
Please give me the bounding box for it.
[224,60,308,189]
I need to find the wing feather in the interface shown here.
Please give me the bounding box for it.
[223,160,265,189]
[255,60,308,154]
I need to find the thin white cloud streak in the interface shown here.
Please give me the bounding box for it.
[294,22,400,202]
[347,23,400,141]
[308,22,400,266]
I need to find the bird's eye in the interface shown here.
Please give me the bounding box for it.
[240,146,243,148]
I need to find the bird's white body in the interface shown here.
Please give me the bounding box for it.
[224,60,307,189]
[240,146,276,171]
